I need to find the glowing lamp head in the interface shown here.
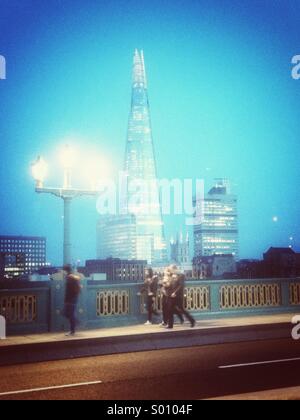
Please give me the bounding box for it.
[60,145,77,170]
[31,156,48,187]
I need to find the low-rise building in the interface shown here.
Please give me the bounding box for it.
[237,259,265,279]
[263,247,300,278]
[84,258,147,283]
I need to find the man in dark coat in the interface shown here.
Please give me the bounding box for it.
[139,268,159,325]
[172,272,196,328]
[64,265,81,336]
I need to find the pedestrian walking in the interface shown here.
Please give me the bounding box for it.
[160,269,183,328]
[165,271,180,329]
[160,270,171,327]
[63,265,81,336]
[139,268,159,325]
[171,268,196,328]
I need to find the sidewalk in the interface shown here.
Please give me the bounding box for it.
[0,314,295,366]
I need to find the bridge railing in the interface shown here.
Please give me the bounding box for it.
[0,282,50,335]
[0,278,300,335]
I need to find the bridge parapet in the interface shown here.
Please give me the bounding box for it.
[0,278,299,335]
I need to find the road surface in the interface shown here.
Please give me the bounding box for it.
[0,338,300,400]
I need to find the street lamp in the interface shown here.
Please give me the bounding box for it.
[31,156,48,188]
[31,145,99,266]
[60,144,78,189]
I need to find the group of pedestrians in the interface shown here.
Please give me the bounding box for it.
[140,265,196,329]
[63,264,196,336]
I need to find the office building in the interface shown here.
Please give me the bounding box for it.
[0,236,47,275]
[194,179,239,259]
[0,252,26,279]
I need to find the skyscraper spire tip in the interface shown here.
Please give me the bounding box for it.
[133,49,147,88]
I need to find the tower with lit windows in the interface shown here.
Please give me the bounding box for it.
[97,50,167,264]
[193,179,239,260]
[0,236,47,276]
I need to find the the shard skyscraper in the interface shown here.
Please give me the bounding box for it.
[97,50,167,264]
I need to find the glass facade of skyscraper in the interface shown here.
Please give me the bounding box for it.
[97,214,137,261]
[194,180,239,260]
[97,50,167,264]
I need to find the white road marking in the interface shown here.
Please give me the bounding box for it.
[0,380,103,397]
[219,357,300,369]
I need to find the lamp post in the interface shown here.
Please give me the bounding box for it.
[31,146,99,266]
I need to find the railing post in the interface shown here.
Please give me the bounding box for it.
[210,281,221,314]
[50,280,65,332]
[77,279,88,328]
[281,280,291,308]
[130,283,142,318]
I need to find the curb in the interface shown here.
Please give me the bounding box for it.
[0,322,293,366]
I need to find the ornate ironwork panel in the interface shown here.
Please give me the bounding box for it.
[141,286,210,313]
[220,284,281,309]
[0,295,37,323]
[184,286,210,311]
[97,290,130,316]
[290,283,300,305]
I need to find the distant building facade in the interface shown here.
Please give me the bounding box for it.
[237,248,300,279]
[237,259,265,279]
[0,252,26,279]
[193,254,237,280]
[84,258,147,283]
[97,215,137,261]
[170,233,192,275]
[0,236,46,277]
[263,247,300,278]
[194,179,239,260]
[170,233,191,265]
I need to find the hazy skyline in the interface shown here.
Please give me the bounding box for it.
[0,0,300,265]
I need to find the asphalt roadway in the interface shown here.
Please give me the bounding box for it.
[0,338,300,400]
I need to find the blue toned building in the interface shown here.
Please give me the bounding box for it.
[194,179,239,260]
[97,214,137,261]
[97,51,167,264]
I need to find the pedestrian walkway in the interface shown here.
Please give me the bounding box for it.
[0,314,295,366]
[0,313,293,347]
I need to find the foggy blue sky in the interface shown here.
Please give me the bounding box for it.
[0,0,299,265]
